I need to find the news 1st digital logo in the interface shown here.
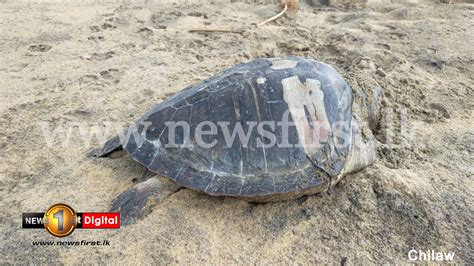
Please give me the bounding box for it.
[22,203,120,237]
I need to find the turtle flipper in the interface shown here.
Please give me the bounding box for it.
[88,135,122,157]
[111,177,181,226]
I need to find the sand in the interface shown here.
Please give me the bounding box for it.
[0,0,472,264]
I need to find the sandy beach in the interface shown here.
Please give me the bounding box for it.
[0,0,472,263]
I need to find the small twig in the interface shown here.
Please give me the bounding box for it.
[188,28,244,35]
[257,4,288,27]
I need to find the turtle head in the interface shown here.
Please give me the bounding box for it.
[338,85,382,178]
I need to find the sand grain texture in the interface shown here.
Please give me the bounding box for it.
[0,1,472,264]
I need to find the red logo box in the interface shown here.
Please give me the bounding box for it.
[79,213,120,229]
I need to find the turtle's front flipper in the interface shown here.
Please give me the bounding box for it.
[111,176,181,226]
[88,135,122,157]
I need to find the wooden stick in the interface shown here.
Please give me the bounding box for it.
[257,4,288,27]
[188,28,244,34]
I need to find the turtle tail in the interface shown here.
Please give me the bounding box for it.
[87,135,123,158]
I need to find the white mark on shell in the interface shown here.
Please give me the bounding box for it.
[256,77,266,84]
[271,59,298,70]
[281,75,331,156]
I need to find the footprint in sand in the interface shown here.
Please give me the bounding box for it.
[28,44,52,52]
[80,51,115,61]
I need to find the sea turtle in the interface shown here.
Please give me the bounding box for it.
[91,56,382,225]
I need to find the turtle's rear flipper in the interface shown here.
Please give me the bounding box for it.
[111,177,181,226]
[88,135,123,157]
